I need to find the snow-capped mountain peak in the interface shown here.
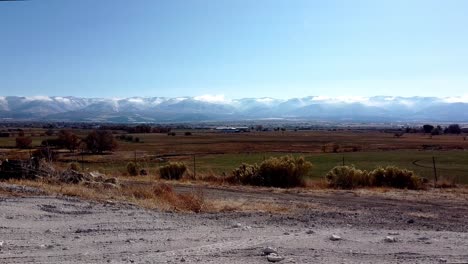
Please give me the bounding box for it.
[0,95,467,122]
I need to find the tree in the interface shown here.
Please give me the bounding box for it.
[422,124,434,134]
[83,130,118,154]
[16,137,32,149]
[445,124,461,134]
[57,130,80,152]
[45,129,54,136]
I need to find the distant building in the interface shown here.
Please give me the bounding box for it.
[215,127,239,133]
[214,126,251,133]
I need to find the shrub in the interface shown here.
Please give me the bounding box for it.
[184,132,192,136]
[159,162,187,180]
[258,156,311,188]
[69,162,81,171]
[370,166,422,189]
[15,137,32,149]
[126,162,139,176]
[326,165,424,190]
[167,132,176,136]
[326,165,371,189]
[32,147,58,162]
[228,163,260,185]
[229,156,312,188]
[321,143,340,153]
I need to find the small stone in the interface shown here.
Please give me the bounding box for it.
[407,219,415,224]
[306,230,314,234]
[233,223,242,228]
[263,246,278,255]
[384,236,397,243]
[45,229,52,234]
[0,241,4,248]
[388,232,400,235]
[37,244,53,249]
[180,257,186,262]
[267,253,285,262]
[330,234,342,241]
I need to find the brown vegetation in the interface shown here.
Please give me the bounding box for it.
[227,155,312,188]
[159,162,187,180]
[326,165,424,190]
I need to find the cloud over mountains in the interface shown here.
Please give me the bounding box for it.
[1,95,468,123]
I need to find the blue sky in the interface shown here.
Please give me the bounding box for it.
[0,0,467,99]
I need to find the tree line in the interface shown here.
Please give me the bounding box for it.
[16,130,118,154]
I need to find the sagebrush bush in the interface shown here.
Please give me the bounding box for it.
[326,165,424,190]
[258,156,312,188]
[228,163,260,185]
[159,162,187,180]
[229,156,312,188]
[69,162,81,171]
[370,166,422,189]
[326,165,371,189]
[126,162,139,176]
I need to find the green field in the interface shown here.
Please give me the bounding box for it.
[1,129,467,184]
[178,150,468,184]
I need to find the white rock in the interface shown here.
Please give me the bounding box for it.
[267,253,285,262]
[0,241,4,248]
[330,234,342,241]
[384,236,397,243]
[262,246,278,255]
[233,223,242,228]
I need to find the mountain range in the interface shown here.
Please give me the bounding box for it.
[1,95,468,123]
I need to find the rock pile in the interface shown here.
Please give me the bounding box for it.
[55,170,119,188]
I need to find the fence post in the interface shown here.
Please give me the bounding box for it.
[432,156,438,188]
[193,155,196,178]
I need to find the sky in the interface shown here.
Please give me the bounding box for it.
[0,0,468,99]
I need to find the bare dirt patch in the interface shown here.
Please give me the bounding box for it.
[0,182,467,263]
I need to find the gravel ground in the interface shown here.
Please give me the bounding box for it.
[0,183,467,263]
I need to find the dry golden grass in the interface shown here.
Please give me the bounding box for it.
[5,178,208,213]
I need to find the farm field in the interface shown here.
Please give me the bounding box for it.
[1,128,468,183]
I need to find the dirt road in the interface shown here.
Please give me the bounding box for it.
[0,183,467,263]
